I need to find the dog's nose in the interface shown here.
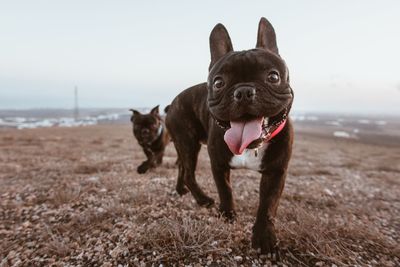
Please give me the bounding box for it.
[233,87,256,102]
[142,128,150,135]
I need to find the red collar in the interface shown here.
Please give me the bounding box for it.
[264,118,287,142]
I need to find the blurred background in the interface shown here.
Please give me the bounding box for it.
[1,0,399,132]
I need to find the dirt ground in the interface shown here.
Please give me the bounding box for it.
[0,124,399,266]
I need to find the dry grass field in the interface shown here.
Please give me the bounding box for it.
[0,124,399,266]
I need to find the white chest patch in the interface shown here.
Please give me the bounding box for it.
[229,143,269,171]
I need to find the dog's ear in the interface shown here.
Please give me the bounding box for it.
[129,109,141,116]
[129,109,140,122]
[150,105,159,116]
[256,17,279,55]
[164,105,170,114]
[209,23,233,70]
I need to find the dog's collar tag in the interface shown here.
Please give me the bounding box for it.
[157,124,163,138]
[146,124,163,147]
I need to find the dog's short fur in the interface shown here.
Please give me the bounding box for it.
[130,105,170,174]
[166,18,294,255]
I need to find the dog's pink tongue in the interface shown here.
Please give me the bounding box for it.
[224,118,263,155]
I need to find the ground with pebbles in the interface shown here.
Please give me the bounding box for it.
[0,124,399,266]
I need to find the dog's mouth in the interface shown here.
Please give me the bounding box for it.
[215,108,288,155]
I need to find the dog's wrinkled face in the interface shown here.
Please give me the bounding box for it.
[207,18,294,154]
[208,49,292,121]
[130,105,161,145]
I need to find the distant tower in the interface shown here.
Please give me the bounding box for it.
[74,86,79,121]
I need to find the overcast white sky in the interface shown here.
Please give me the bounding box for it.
[0,0,399,115]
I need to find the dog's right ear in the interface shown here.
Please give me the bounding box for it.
[164,105,170,113]
[150,105,160,116]
[209,23,233,71]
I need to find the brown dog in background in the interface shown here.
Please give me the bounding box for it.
[130,105,170,174]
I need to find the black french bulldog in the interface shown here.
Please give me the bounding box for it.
[166,18,294,256]
[130,105,170,174]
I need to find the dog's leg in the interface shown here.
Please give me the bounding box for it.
[175,141,214,207]
[155,151,163,165]
[252,123,293,257]
[175,160,189,195]
[251,169,286,257]
[210,162,235,221]
[137,148,155,174]
[208,128,235,219]
[173,145,187,194]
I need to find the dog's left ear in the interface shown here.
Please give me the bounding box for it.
[209,23,233,70]
[129,109,140,122]
[150,105,159,116]
[129,109,141,116]
[256,17,279,55]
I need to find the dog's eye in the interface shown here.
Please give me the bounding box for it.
[267,71,280,83]
[213,77,225,90]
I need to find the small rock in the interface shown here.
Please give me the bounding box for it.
[87,176,99,182]
[7,250,17,259]
[97,207,105,213]
[26,242,35,248]
[234,256,243,262]
[324,188,334,196]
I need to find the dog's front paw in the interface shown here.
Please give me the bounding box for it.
[252,222,280,260]
[176,185,189,196]
[219,208,236,222]
[137,162,149,174]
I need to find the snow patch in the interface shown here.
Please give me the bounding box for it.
[0,113,122,129]
[333,131,351,138]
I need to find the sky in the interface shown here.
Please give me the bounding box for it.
[0,0,399,115]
